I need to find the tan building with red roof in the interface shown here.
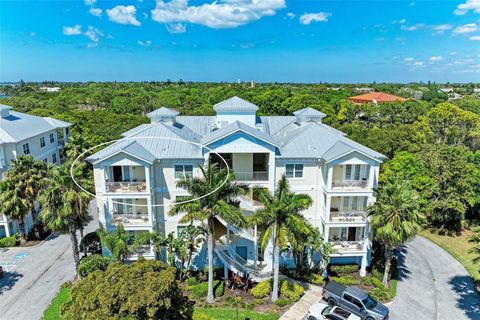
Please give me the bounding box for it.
[348,92,407,105]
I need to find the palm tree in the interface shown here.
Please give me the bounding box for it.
[169,163,248,304]
[0,180,29,241]
[369,176,426,287]
[97,225,130,261]
[39,163,92,269]
[250,175,313,302]
[0,156,48,241]
[181,224,205,272]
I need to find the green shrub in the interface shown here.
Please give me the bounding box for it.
[0,235,18,247]
[189,280,224,299]
[186,277,199,286]
[331,276,360,286]
[251,279,272,299]
[192,310,215,320]
[372,268,383,281]
[362,276,373,287]
[280,280,304,302]
[371,277,385,289]
[275,298,291,307]
[255,298,263,305]
[245,302,256,310]
[369,288,391,302]
[329,264,359,275]
[77,254,113,278]
[310,274,324,286]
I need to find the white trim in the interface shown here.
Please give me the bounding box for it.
[326,149,384,164]
[93,150,153,166]
[204,128,279,148]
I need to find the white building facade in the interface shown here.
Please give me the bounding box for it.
[87,97,385,278]
[0,105,71,238]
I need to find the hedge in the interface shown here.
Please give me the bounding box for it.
[251,280,272,299]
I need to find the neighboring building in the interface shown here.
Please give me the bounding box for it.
[87,97,386,278]
[348,92,407,105]
[353,87,374,93]
[0,105,71,238]
[39,86,61,92]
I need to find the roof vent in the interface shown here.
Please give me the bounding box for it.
[147,107,179,124]
[0,105,11,119]
[293,107,326,125]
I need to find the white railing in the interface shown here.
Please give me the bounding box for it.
[332,179,369,189]
[106,181,147,193]
[0,214,8,223]
[331,240,365,252]
[234,171,268,182]
[215,242,273,280]
[110,213,149,225]
[238,195,263,211]
[217,216,256,241]
[330,211,367,222]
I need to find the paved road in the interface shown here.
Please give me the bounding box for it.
[0,201,98,320]
[390,236,480,320]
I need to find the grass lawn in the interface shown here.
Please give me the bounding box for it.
[196,308,279,320]
[42,285,71,320]
[419,229,480,283]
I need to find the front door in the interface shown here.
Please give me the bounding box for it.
[235,246,248,260]
[347,227,357,241]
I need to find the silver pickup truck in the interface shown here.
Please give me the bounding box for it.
[322,281,389,320]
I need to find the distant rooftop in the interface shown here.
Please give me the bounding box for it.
[348,92,407,104]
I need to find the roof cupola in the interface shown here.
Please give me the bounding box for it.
[147,107,179,124]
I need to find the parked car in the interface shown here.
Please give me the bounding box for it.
[322,281,389,320]
[306,301,361,320]
[0,266,3,278]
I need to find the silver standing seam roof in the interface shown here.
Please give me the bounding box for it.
[0,106,72,144]
[87,101,386,164]
[213,96,259,112]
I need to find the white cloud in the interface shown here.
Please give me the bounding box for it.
[400,23,425,31]
[453,23,478,34]
[151,0,286,29]
[89,8,103,17]
[392,18,406,24]
[429,56,443,62]
[470,35,480,40]
[454,0,480,15]
[286,12,295,19]
[84,0,96,6]
[166,23,186,33]
[239,42,255,49]
[299,12,331,24]
[85,26,103,42]
[404,57,415,62]
[138,40,152,46]
[107,5,141,26]
[63,25,82,35]
[432,24,452,34]
[413,61,425,66]
[449,51,457,55]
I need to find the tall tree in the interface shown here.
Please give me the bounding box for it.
[169,163,248,303]
[0,156,48,241]
[369,177,426,286]
[39,163,92,269]
[250,175,313,302]
[97,225,130,262]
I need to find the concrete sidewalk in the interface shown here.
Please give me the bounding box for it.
[280,282,323,320]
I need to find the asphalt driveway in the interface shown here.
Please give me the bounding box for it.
[389,236,480,320]
[0,201,98,320]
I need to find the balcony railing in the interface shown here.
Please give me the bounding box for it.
[234,171,268,182]
[110,213,149,225]
[106,181,147,193]
[332,179,369,189]
[331,240,365,252]
[330,210,367,222]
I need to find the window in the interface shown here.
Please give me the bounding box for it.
[285,164,303,178]
[343,294,353,303]
[175,165,193,179]
[345,164,369,181]
[23,143,30,155]
[352,298,364,309]
[43,158,48,163]
[52,153,57,163]
[40,137,45,148]
[49,133,55,143]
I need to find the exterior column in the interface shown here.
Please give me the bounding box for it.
[327,164,333,191]
[368,164,375,189]
[226,226,230,246]
[324,194,331,222]
[4,220,11,237]
[323,223,330,243]
[268,151,275,193]
[360,254,367,277]
[254,224,258,268]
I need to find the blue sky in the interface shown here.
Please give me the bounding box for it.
[1,0,480,83]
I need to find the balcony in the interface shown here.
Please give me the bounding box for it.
[332,179,368,189]
[330,210,367,223]
[110,213,149,226]
[331,241,365,252]
[106,181,147,193]
[235,171,268,182]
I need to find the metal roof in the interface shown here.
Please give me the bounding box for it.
[213,96,259,112]
[0,109,72,143]
[88,98,385,163]
[147,107,179,118]
[293,107,326,118]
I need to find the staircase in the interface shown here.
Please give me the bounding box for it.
[214,242,273,282]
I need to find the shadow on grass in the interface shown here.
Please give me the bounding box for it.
[0,271,23,295]
[448,275,480,320]
[394,246,411,282]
